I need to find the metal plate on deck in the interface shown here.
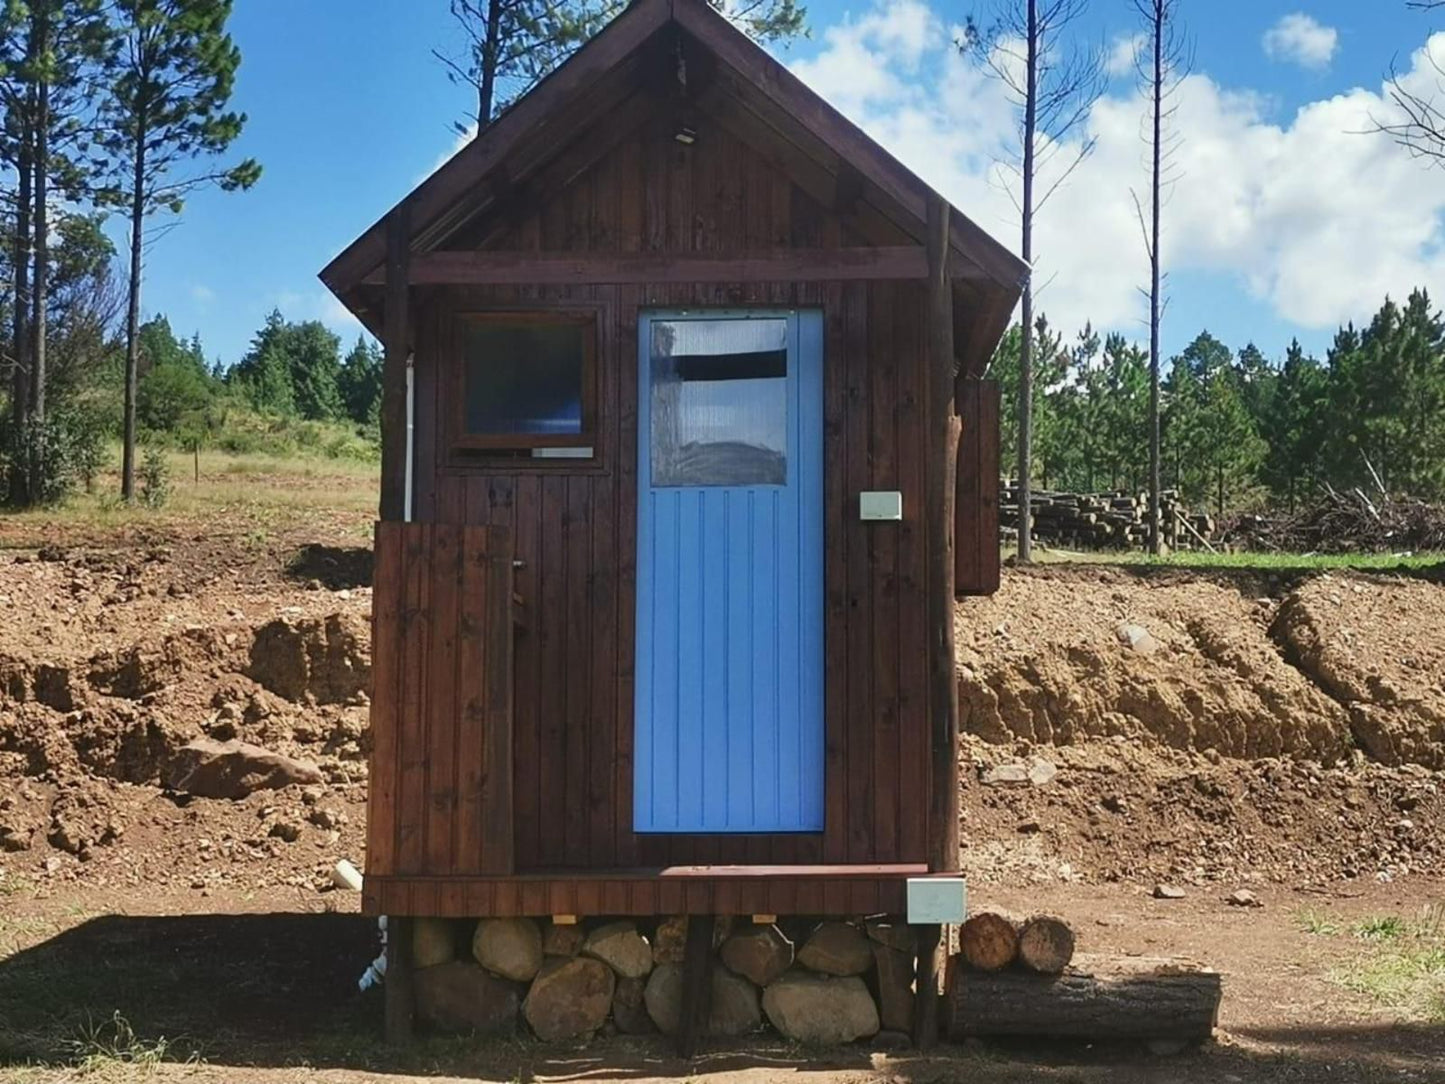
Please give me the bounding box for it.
[906,877,967,924]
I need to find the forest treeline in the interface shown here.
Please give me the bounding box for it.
[0,206,384,484]
[996,288,1445,514]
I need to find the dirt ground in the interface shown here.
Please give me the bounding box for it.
[1,490,1443,1082]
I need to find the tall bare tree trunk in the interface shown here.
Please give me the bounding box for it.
[478,0,503,128]
[1146,7,1163,556]
[122,129,146,503]
[8,113,32,506]
[30,15,49,433]
[1016,0,1038,562]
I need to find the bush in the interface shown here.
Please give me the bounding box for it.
[139,445,171,509]
[1,410,108,507]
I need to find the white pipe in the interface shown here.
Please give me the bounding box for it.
[332,859,364,892]
[403,355,415,523]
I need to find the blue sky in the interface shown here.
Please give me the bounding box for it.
[137,1,1445,368]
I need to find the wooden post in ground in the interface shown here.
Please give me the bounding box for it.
[918,191,960,1051]
[380,204,411,523]
[677,915,717,1058]
[384,915,415,1043]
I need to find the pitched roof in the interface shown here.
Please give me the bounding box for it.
[320,0,1025,374]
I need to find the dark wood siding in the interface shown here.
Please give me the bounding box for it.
[955,378,1001,597]
[368,522,515,879]
[405,109,937,873]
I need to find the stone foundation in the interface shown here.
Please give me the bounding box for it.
[408,914,922,1044]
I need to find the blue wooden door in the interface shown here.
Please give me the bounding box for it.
[635,310,824,833]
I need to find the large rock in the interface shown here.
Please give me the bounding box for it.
[870,943,914,1033]
[762,970,880,1045]
[582,920,652,979]
[523,956,615,1040]
[413,917,457,970]
[414,961,520,1035]
[708,967,763,1036]
[643,963,762,1037]
[472,917,543,982]
[720,924,793,986]
[797,921,872,976]
[164,738,322,799]
[611,976,655,1035]
[542,921,585,958]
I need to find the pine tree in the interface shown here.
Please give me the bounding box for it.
[438,0,805,134]
[97,0,260,501]
[338,336,383,427]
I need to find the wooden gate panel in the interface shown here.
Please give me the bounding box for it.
[368,521,515,879]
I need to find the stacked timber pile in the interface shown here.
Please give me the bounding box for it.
[1223,489,1445,555]
[948,910,1221,1045]
[1000,483,1215,552]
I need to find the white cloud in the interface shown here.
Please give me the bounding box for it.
[1105,33,1143,79]
[190,283,216,305]
[787,2,1445,341]
[1262,13,1339,71]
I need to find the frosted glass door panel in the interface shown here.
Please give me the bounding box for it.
[649,318,788,487]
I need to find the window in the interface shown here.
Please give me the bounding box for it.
[453,312,596,454]
[650,317,788,487]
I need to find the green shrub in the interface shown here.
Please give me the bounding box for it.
[1,409,108,507]
[139,445,172,509]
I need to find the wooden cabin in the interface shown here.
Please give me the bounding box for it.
[321,0,1022,1045]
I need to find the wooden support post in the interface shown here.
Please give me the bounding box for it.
[925,192,961,876]
[677,914,716,1058]
[921,193,959,1054]
[915,922,943,1049]
[384,915,415,1043]
[379,205,411,522]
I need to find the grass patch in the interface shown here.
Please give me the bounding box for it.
[1027,546,1445,571]
[0,442,377,547]
[66,1011,198,1075]
[1295,908,1341,936]
[1353,915,1408,941]
[1329,904,1445,1022]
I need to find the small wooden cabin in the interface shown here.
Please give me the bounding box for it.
[321,0,1021,1040]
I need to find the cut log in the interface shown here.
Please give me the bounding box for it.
[948,953,1221,1041]
[1017,915,1075,974]
[959,912,1020,972]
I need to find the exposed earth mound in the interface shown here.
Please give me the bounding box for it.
[956,564,1445,768]
[1272,574,1445,768]
[0,541,373,896]
[1,532,1442,899]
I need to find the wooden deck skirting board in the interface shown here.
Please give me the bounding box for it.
[362,864,933,917]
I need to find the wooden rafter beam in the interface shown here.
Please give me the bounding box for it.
[361,246,999,286]
[378,248,936,284]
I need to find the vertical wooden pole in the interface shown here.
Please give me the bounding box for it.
[384,915,415,1043]
[918,193,960,1051]
[677,914,716,1058]
[914,922,944,1048]
[380,205,412,523]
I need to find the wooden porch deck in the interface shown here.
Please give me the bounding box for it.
[362,863,931,917]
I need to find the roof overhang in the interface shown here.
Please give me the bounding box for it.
[320,0,1025,376]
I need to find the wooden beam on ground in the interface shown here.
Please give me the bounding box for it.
[677,915,717,1058]
[384,915,415,1043]
[379,206,411,523]
[361,246,939,286]
[948,954,1222,1041]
